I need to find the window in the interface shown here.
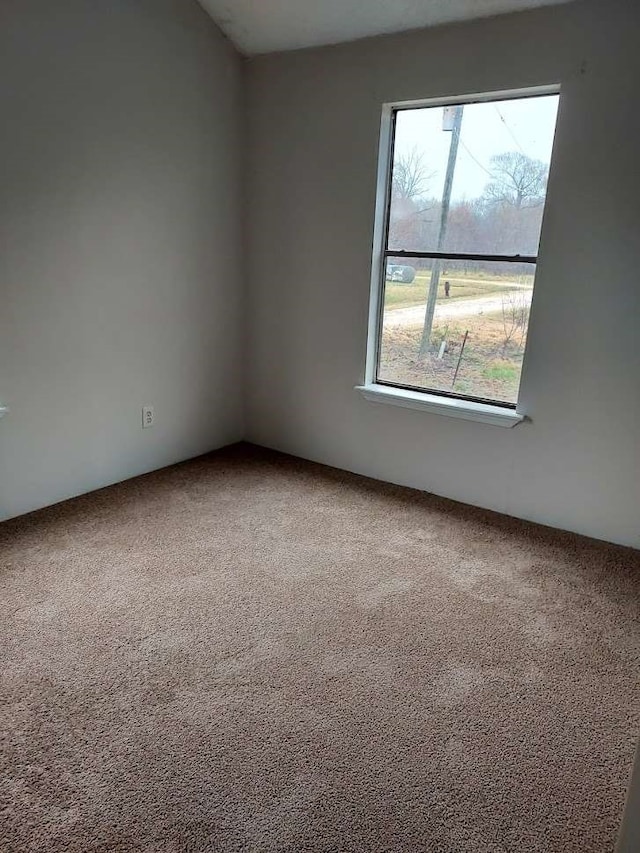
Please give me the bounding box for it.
[363,88,560,418]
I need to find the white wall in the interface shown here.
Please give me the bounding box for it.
[3,0,639,548]
[245,0,640,548]
[0,0,244,520]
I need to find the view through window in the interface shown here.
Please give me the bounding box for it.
[376,91,559,407]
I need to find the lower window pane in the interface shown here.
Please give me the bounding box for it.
[377,258,536,406]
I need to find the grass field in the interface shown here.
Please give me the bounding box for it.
[378,310,526,404]
[384,270,532,310]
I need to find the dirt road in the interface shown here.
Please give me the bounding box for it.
[383,290,533,329]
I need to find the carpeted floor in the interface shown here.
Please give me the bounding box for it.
[1,444,639,853]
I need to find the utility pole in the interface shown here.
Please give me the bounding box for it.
[419,105,464,356]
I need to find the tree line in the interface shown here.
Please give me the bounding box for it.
[389,148,549,264]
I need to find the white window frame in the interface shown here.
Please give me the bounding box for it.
[356,85,560,428]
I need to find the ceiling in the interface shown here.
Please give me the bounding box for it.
[198,0,577,56]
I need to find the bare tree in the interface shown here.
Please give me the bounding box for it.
[483,151,549,209]
[501,291,530,352]
[392,147,434,201]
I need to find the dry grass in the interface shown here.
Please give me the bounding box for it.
[378,311,525,403]
[383,270,531,310]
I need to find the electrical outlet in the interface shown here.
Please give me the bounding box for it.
[142,405,155,429]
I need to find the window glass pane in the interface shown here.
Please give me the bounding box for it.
[377,258,536,405]
[387,95,559,256]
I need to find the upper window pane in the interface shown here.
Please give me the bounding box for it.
[387,94,559,256]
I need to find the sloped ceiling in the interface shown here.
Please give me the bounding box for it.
[198,0,578,56]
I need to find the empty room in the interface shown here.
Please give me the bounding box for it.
[1,0,639,851]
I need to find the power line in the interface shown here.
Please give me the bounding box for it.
[493,104,528,157]
[459,138,519,194]
[459,138,493,177]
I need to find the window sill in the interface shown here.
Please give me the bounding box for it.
[355,383,525,428]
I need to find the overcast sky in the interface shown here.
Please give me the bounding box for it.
[394,94,560,203]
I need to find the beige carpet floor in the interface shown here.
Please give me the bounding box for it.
[1,443,639,853]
